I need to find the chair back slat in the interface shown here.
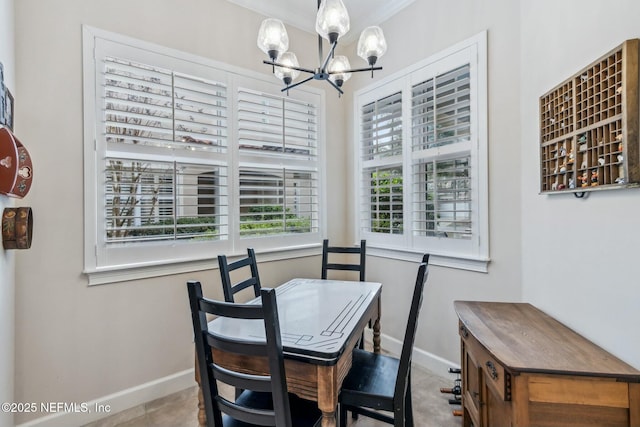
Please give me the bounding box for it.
[212,364,273,393]
[187,281,292,427]
[325,263,362,272]
[198,298,263,319]
[218,248,262,302]
[206,334,269,358]
[321,239,366,281]
[215,397,275,426]
[395,253,430,399]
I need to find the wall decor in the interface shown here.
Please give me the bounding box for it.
[0,126,33,198]
[2,207,33,249]
[540,39,639,194]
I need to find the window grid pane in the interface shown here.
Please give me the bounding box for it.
[105,158,228,243]
[361,92,403,161]
[103,57,228,153]
[238,88,317,160]
[361,167,403,234]
[239,168,319,237]
[411,64,470,151]
[413,156,471,239]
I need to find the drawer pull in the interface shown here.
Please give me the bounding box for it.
[460,325,469,338]
[486,361,498,380]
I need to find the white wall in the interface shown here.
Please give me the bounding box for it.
[0,1,15,426]
[345,0,523,366]
[13,0,344,424]
[520,0,640,369]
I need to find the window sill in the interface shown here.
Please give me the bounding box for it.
[366,246,490,273]
[84,244,322,286]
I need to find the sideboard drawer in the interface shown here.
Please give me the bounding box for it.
[460,321,509,402]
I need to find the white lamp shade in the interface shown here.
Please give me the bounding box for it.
[257,18,289,59]
[274,52,301,82]
[357,26,387,65]
[328,55,352,84]
[315,0,350,43]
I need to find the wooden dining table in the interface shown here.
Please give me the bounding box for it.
[194,277,382,427]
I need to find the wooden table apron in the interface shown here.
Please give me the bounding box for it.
[194,278,383,427]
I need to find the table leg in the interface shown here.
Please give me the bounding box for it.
[317,364,338,427]
[373,317,381,354]
[321,412,336,427]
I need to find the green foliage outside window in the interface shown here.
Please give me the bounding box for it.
[240,205,311,236]
[127,216,218,238]
[370,170,403,234]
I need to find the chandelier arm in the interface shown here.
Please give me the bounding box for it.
[319,41,338,72]
[326,78,344,95]
[332,66,384,74]
[263,60,316,74]
[280,75,316,92]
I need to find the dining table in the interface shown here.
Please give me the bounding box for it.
[194,277,383,427]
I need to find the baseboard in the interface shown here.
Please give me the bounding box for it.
[365,329,460,377]
[15,369,196,427]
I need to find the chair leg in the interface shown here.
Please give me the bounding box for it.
[405,374,414,427]
[339,403,347,427]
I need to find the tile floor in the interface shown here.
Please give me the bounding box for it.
[83,364,462,427]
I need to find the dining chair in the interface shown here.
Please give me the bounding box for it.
[321,239,367,350]
[338,254,430,427]
[321,239,366,282]
[218,248,261,303]
[187,281,323,427]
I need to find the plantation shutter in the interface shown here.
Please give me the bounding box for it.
[236,88,319,236]
[411,64,470,151]
[101,56,228,243]
[411,64,472,240]
[412,156,471,239]
[105,159,228,242]
[360,91,403,234]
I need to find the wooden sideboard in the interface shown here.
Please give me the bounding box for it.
[454,301,640,427]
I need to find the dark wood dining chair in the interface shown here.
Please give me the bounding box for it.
[187,281,323,427]
[321,239,366,282]
[321,239,371,349]
[218,248,261,303]
[338,254,430,427]
[322,239,367,349]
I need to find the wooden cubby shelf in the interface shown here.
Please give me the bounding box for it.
[540,39,639,194]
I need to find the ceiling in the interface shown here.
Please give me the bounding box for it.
[224,0,416,44]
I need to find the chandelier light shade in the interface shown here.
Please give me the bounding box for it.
[273,52,301,86]
[357,26,388,67]
[328,55,351,87]
[315,0,350,44]
[257,18,289,61]
[257,0,387,96]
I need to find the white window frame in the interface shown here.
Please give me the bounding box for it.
[83,26,325,284]
[353,31,489,272]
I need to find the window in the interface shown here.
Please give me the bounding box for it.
[361,91,404,235]
[355,32,488,271]
[236,88,319,238]
[83,27,323,283]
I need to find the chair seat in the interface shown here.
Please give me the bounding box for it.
[223,391,322,427]
[340,349,400,412]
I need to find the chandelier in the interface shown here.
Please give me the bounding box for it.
[257,0,388,95]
